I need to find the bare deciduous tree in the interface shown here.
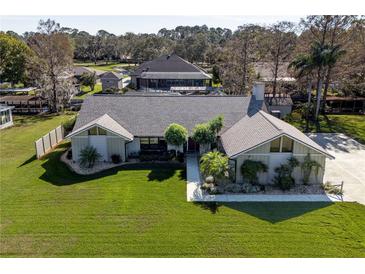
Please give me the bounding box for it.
[265,21,297,103]
[27,19,74,113]
[219,25,265,95]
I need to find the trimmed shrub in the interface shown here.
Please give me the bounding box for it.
[164,123,188,146]
[241,160,268,185]
[192,123,215,145]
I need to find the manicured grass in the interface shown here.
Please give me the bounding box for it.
[1,115,365,257]
[74,83,103,99]
[286,113,365,144]
[74,62,137,72]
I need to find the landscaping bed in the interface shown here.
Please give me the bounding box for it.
[60,149,129,175]
[201,182,331,195]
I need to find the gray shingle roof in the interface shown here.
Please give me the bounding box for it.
[131,54,211,79]
[72,95,265,137]
[140,71,211,80]
[100,71,123,80]
[265,95,293,106]
[221,110,333,158]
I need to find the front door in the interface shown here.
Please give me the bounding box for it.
[89,136,108,161]
[187,138,199,153]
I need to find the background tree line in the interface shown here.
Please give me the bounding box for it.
[1,16,364,115]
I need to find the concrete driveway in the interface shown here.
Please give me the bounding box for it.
[307,133,365,205]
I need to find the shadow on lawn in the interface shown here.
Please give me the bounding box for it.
[147,165,181,182]
[18,155,37,167]
[39,147,184,186]
[223,202,333,223]
[194,202,333,222]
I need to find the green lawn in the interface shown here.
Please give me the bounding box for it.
[1,115,365,257]
[74,83,103,99]
[286,113,365,144]
[74,61,137,72]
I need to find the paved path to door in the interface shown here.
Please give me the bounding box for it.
[186,154,339,202]
[307,133,365,205]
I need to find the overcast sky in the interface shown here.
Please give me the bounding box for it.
[0,15,304,35]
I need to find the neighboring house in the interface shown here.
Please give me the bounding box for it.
[254,62,296,83]
[73,66,104,79]
[0,105,14,130]
[0,95,48,114]
[66,83,332,185]
[325,96,365,114]
[100,72,123,92]
[264,93,293,118]
[130,54,212,91]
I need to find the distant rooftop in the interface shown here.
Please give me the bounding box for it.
[131,53,211,80]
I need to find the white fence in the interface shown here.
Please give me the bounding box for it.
[35,125,64,159]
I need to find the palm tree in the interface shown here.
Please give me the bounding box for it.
[291,42,342,121]
[289,54,315,131]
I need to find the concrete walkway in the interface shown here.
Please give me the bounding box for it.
[307,133,365,205]
[186,154,340,202]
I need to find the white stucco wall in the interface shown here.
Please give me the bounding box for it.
[71,136,89,162]
[126,137,140,156]
[71,131,127,162]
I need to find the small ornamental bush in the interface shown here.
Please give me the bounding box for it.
[208,115,224,135]
[192,123,215,144]
[200,151,229,181]
[241,160,268,185]
[273,157,299,190]
[79,146,101,168]
[301,154,322,185]
[164,123,188,146]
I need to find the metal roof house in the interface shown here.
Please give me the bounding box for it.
[66,83,332,185]
[130,54,212,92]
